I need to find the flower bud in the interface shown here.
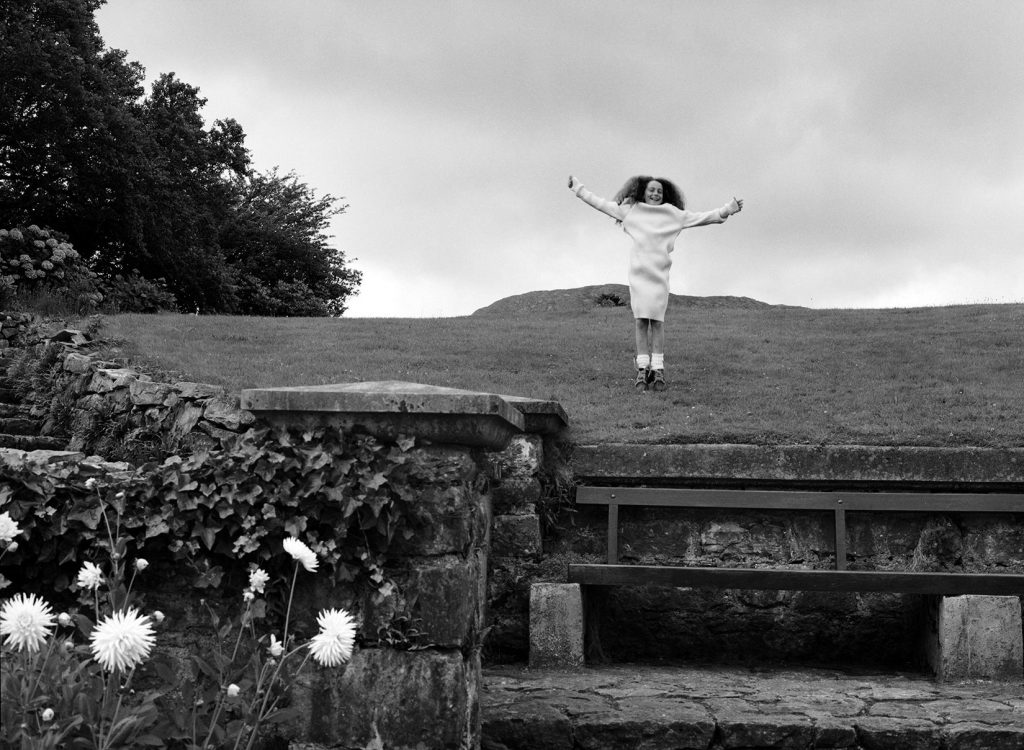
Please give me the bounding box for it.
[227,684,240,698]
[135,559,149,572]
[153,611,165,623]
[7,541,17,553]
[41,708,54,722]
[242,590,255,602]
[268,634,284,657]
[84,478,97,490]
[58,612,73,627]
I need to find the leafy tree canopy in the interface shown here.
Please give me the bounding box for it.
[0,0,361,315]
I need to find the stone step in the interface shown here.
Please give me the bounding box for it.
[482,664,1024,750]
[0,403,30,418]
[0,433,65,450]
[0,417,39,435]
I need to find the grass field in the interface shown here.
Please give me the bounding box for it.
[97,298,1024,447]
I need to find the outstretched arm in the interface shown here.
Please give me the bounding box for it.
[679,197,745,228]
[568,175,629,222]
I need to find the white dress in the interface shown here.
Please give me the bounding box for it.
[575,184,732,321]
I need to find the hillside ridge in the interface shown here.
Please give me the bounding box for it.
[472,284,798,316]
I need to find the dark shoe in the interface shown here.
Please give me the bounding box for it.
[633,368,648,391]
[649,369,666,391]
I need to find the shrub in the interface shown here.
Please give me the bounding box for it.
[97,271,179,314]
[234,275,331,317]
[0,225,103,314]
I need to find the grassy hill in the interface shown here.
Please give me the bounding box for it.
[96,287,1024,447]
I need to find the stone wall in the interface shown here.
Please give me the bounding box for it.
[6,323,253,461]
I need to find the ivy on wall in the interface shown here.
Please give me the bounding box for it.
[1,426,420,603]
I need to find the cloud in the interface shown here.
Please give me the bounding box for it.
[96,1,1024,316]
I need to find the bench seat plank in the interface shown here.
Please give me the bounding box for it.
[575,487,1024,512]
[568,564,1024,596]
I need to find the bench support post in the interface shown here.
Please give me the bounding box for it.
[529,583,584,669]
[925,595,1024,682]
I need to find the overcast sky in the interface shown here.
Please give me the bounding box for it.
[95,1,1024,317]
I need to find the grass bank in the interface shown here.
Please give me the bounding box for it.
[98,301,1024,447]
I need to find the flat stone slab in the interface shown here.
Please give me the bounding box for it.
[482,664,1024,750]
[499,394,568,435]
[573,444,1024,487]
[241,380,526,449]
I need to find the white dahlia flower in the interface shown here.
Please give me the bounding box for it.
[76,561,104,590]
[248,566,270,594]
[89,608,156,672]
[308,608,356,667]
[0,511,20,544]
[0,593,56,652]
[282,537,318,572]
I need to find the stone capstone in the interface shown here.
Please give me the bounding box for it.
[241,380,525,450]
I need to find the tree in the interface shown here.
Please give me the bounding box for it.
[0,0,145,241]
[92,73,250,311]
[220,169,362,316]
[1,0,361,315]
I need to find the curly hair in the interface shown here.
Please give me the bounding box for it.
[613,175,686,209]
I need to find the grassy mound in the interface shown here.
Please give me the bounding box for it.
[95,291,1024,447]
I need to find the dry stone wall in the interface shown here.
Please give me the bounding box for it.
[6,322,253,461]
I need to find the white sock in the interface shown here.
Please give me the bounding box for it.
[636,354,650,370]
[651,353,664,370]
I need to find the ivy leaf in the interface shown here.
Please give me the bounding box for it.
[193,566,224,589]
[145,518,170,539]
[284,517,308,537]
[67,504,103,530]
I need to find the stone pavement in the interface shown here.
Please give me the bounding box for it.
[482,663,1024,750]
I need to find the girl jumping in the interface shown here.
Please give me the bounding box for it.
[569,174,743,391]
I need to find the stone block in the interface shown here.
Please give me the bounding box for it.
[292,648,478,750]
[407,554,484,648]
[167,402,205,442]
[130,379,175,406]
[487,434,543,480]
[362,554,485,650]
[492,475,542,514]
[173,381,226,400]
[529,583,584,669]
[493,514,541,558]
[88,367,146,393]
[202,393,254,430]
[391,485,486,556]
[62,352,95,374]
[925,595,1023,681]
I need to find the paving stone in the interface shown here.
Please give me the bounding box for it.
[941,722,1024,750]
[853,717,943,749]
[716,711,817,748]
[481,664,1024,750]
[482,699,573,750]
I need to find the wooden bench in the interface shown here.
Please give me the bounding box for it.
[568,486,1024,595]
[557,486,1024,672]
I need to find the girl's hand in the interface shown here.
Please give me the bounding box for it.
[568,175,577,190]
[732,197,744,214]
